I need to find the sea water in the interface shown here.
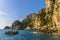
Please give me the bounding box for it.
[0,30,60,40]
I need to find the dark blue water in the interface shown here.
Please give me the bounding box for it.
[0,30,60,40]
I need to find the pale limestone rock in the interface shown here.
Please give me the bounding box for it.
[46,0,54,13]
[33,16,40,29]
[46,0,60,30]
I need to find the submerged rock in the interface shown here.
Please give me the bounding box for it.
[5,31,18,35]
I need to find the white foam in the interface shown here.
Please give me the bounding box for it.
[32,32,38,34]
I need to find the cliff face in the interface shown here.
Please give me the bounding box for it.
[11,20,21,29]
[46,0,54,13]
[6,0,60,31]
[53,0,60,30]
[24,13,40,29]
[46,0,60,30]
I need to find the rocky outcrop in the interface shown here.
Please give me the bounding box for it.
[27,13,36,18]
[5,31,18,35]
[22,13,37,29]
[10,13,36,30]
[4,26,10,29]
[26,13,40,29]
[11,20,21,29]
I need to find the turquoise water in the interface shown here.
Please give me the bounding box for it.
[0,30,60,40]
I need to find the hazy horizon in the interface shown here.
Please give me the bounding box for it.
[0,0,46,29]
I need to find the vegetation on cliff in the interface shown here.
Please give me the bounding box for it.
[4,8,58,34]
[4,8,58,33]
[4,0,60,35]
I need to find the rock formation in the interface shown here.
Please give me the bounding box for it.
[4,26,10,29]
[46,0,60,31]
[46,0,54,13]
[53,0,60,31]
[11,20,21,29]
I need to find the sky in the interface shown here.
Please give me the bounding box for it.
[0,0,46,29]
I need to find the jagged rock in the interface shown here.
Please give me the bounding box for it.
[27,13,36,18]
[11,20,21,29]
[4,26,10,29]
[5,31,18,35]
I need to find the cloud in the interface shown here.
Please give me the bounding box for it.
[20,18,24,21]
[0,11,8,16]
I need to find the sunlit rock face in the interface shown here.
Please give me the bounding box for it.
[11,20,21,29]
[46,0,60,30]
[46,0,54,13]
[32,16,40,29]
[53,0,60,30]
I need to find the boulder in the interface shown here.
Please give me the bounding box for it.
[5,31,18,35]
